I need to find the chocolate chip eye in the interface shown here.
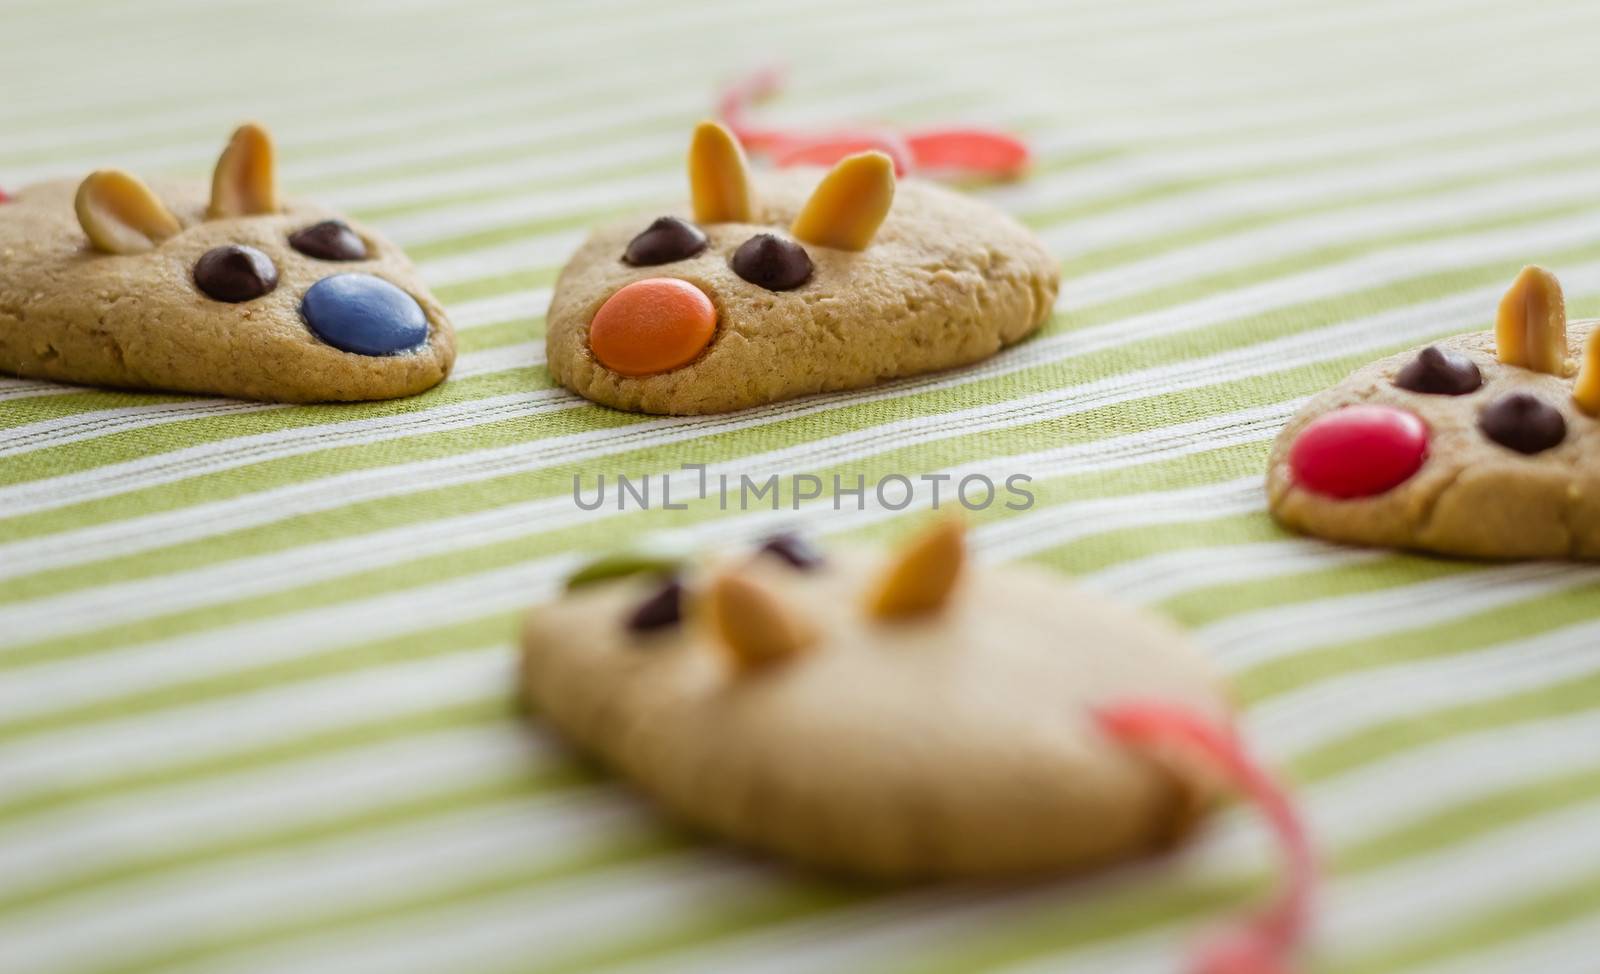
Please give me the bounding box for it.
[626,577,684,634]
[731,233,812,291]
[290,220,369,261]
[758,532,824,570]
[1479,392,1566,455]
[1394,346,1482,395]
[624,216,707,266]
[194,245,278,303]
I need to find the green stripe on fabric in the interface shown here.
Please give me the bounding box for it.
[0,366,563,491]
[1239,582,1600,704]
[1021,107,1600,230]
[0,619,513,744]
[1030,510,1289,578]
[1296,669,1600,782]
[433,265,564,305]
[101,834,689,974]
[0,767,600,915]
[1329,871,1600,974]
[1339,762,1600,873]
[518,884,878,974]
[887,877,1266,974]
[1162,556,1472,629]
[347,89,993,222]
[1064,151,1600,284]
[0,698,509,826]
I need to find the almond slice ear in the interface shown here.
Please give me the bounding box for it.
[688,120,754,224]
[706,572,815,668]
[1574,330,1600,417]
[791,151,895,251]
[1496,265,1569,375]
[209,122,279,217]
[74,169,182,254]
[869,517,964,619]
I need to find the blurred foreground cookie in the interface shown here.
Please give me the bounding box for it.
[523,523,1320,970]
[1268,266,1600,559]
[527,522,1255,876]
[545,121,1059,414]
[0,124,454,402]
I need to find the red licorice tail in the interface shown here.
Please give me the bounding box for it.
[772,130,913,176]
[716,67,910,174]
[905,128,1031,179]
[0,186,9,203]
[717,64,788,152]
[715,68,1028,180]
[1094,702,1317,974]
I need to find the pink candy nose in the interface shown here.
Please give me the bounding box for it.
[1288,404,1429,499]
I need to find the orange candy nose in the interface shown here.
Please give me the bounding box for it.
[588,278,717,377]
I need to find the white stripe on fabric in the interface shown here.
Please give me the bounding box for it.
[1201,564,1600,670]
[0,719,574,898]
[1078,541,1383,606]
[1402,914,1600,974]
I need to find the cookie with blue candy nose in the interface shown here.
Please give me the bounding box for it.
[0,123,455,402]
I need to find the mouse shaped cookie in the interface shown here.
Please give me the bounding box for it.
[527,522,1238,877]
[523,523,1320,971]
[0,123,454,402]
[544,121,1059,414]
[1268,266,1600,559]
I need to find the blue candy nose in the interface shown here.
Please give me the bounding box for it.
[301,273,429,356]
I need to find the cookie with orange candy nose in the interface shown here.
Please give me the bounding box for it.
[543,120,1060,414]
[1268,265,1600,559]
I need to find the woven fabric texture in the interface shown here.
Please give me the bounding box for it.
[3,0,1600,971]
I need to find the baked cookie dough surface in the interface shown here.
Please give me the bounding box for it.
[1268,319,1600,560]
[0,133,454,403]
[521,528,1229,879]
[545,169,1059,415]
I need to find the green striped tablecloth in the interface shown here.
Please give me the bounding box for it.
[4,0,1600,971]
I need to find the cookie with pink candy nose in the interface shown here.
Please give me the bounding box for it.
[1268,265,1600,559]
